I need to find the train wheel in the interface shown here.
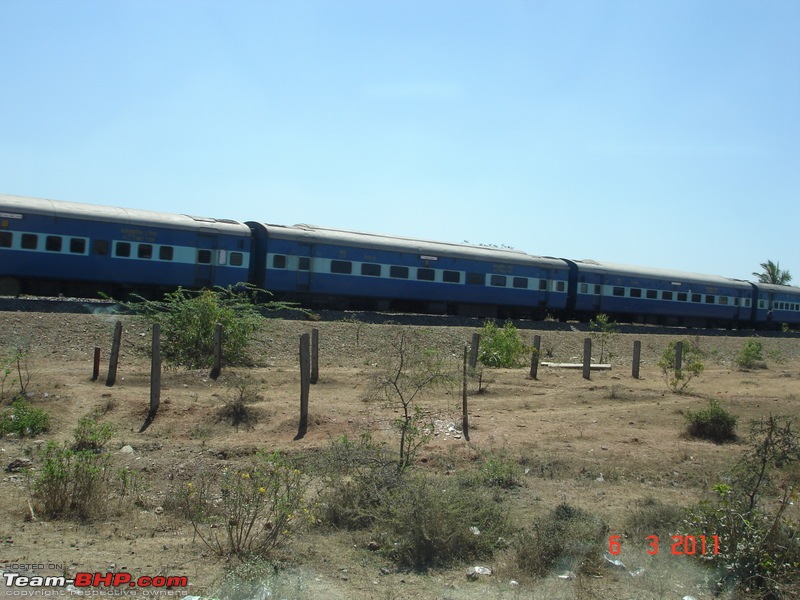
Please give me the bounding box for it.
[0,277,22,296]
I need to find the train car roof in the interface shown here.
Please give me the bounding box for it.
[752,282,800,296]
[260,223,568,268]
[0,193,251,236]
[571,259,753,290]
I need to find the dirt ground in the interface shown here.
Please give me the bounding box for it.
[1,311,799,600]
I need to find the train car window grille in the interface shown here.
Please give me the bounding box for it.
[630,288,642,298]
[613,286,625,297]
[92,240,109,256]
[159,246,174,261]
[555,281,566,292]
[705,295,715,304]
[69,238,86,254]
[115,242,131,258]
[230,252,243,266]
[21,233,37,250]
[677,292,687,302]
[197,249,212,264]
[744,299,751,307]
[490,274,506,287]
[417,268,435,281]
[331,260,352,274]
[691,294,702,303]
[0,232,12,247]
[45,236,62,252]
[361,263,381,277]
[646,289,657,299]
[443,270,461,284]
[594,285,601,295]
[719,296,729,305]
[733,297,740,306]
[138,244,153,259]
[272,255,287,269]
[390,266,409,279]
[662,291,673,300]
[467,272,484,285]
[298,257,310,271]
[513,277,528,289]
[539,279,548,290]
[580,283,588,294]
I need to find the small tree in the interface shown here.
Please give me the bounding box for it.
[752,260,792,285]
[658,339,705,393]
[478,320,528,368]
[589,313,618,363]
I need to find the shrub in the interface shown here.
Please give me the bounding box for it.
[478,450,523,489]
[658,339,705,392]
[72,417,115,452]
[685,399,738,443]
[736,339,766,370]
[589,313,618,363]
[624,496,687,539]
[514,503,608,578]
[478,320,529,368]
[377,471,510,570]
[216,377,262,429]
[0,398,49,437]
[180,451,306,558]
[1,346,31,404]
[33,441,110,520]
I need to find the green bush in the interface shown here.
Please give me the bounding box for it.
[478,450,523,489]
[377,471,510,570]
[72,417,115,452]
[624,496,687,539]
[658,339,705,392]
[736,339,766,370]
[514,503,608,578]
[685,399,738,443]
[0,398,49,437]
[478,320,529,368]
[33,441,110,520]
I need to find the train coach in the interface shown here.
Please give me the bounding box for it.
[247,222,571,318]
[0,194,252,298]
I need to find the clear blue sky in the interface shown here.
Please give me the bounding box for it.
[2,0,798,283]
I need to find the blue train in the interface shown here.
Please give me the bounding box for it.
[2,193,799,329]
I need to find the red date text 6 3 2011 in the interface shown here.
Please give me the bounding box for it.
[608,534,719,556]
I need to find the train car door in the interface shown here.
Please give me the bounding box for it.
[295,242,313,291]
[195,231,217,288]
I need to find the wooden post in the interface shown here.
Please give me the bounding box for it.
[106,320,123,387]
[674,341,683,375]
[210,323,223,380]
[139,323,161,433]
[310,328,319,384]
[294,333,310,440]
[468,333,480,370]
[583,337,592,380]
[92,347,101,382]
[529,335,541,380]
[632,340,641,379]
[462,345,470,441]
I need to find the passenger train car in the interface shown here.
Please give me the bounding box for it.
[1,193,799,328]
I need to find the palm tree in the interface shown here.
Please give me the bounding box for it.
[752,260,792,285]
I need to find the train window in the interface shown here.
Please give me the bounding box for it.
[613,287,625,297]
[298,257,310,271]
[21,234,38,250]
[690,294,700,303]
[138,244,153,259]
[45,236,62,252]
[467,272,484,285]
[160,246,174,261]
[744,299,751,307]
[758,300,766,309]
[677,292,687,302]
[417,268,435,281]
[0,232,12,247]
[272,255,287,269]
[197,249,212,264]
[443,270,461,283]
[580,283,588,294]
[719,296,728,305]
[705,295,715,304]
[390,266,409,279]
[594,285,601,295]
[490,275,506,287]
[230,252,243,266]
[539,279,548,290]
[555,281,566,292]
[361,263,381,277]
[93,240,109,256]
[331,260,352,274]
[513,277,528,289]
[630,288,642,298]
[733,297,740,306]
[69,238,86,254]
[115,242,131,257]
[662,291,673,300]
[646,290,657,299]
